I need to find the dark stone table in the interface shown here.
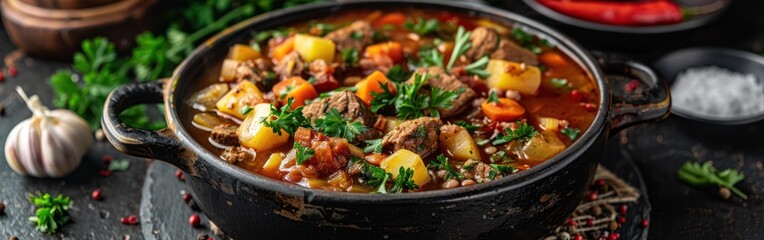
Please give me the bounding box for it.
[0,0,763,239]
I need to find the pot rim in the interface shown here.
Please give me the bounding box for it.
[167,0,609,203]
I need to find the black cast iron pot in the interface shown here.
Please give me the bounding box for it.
[102,1,670,239]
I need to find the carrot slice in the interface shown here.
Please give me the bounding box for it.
[272,37,295,61]
[356,71,396,105]
[481,98,526,122]
[364,42,404,64]
[272,77,317,109]
[374,12,407,27]
[539,52,568,68]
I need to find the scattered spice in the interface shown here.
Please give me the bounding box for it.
[197,234,213,240]
[120,214,138,225]
[189,214,201,227]
[102,155,113,165]
[100,169,112,177]
[0,200,5,214]
[8,67,17,77]
[677,161,747,200]
[718,187,731,200]
[10,236,19,240]
[92,189,103,201]
[625,79,639,93]
[176,169,185,181]
[0,103,5,116]
[0,73,4,82]
[640,219,649,228]
[182,193,193,203]
[570,90,583,102]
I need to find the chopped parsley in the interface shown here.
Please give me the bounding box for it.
[428,154,464,181]
[489,151,512,163]
[239,105,254,115]
[550,78,569,88]
[417,47,444,68]
[370,73,461,119]
[387,65,411,82]
[404,17,440,35]
[351,31,364,40]
[262,98,311,136]
[487,91,500,105]
[294,142,314,165]
[511,27,543,55]
[490,164,518,176]
[363,139,384,154]
[487,169,497,180]
[678,161,747,200]
[355,157,388,189]
[314,109,368,142]
[462,161,478,171]
[29,193,72,234]
[389,167,419,193]
[341,48,359,66]
[561,127,581,140]
[455,121,480,132]
[254,28,293,43]
[464,56,491,78]
[492,121,538,145]
[309,22,337,36]
[446,26,472,71]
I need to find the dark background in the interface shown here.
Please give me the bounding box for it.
[1,0,764,239]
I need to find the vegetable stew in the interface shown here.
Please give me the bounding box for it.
[182,9,598,193]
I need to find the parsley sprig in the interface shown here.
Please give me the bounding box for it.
[262,98,311,136]
[417,48,444,68]
[314,109,368,142]
[428,154,464,181]
[492,121,538,145]
[678,161,748,200]
[386,65,411,82]
[404,17,440,35]
[446,26,472,71]
[487,91,500,105]
[341,48,359,66]
[363,139,384,154]
[561,127,581,140]
[389,167,419,193]
[294,142,315,165]
[29,193,72,234]
[370,73,461,119]
[455,121,480,133]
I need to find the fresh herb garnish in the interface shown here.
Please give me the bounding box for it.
[387,65,411,82]
[351,31,364,40]
[446,26,472,71]
[262,98,311,136]
[29,193,72,234]
[356,158,388,189]
[108,159,131,172]
[341,48,359,66]
[455,121,480,132]
[363,139,384,154]
[464,56,491,78]
[375,173,391,194]
[254,28,293,43]
[490,164,518,176]
[492,121,538,145]
[511,27,544,55]
[417,48,444,68]
[489,151,512,163]
[404,17,440,35]
[240,105,254,115]
[309,21,337,36]
[314,109,368,142]
[294,142,314,165]
[370,73,460,120]
[561,127,581,140]
[550,78,569,88]
[429,154,464,181]
[678,161,748,200]
[487,170,497,180]
[462,161,478,171]
[389,167,419,193]
[487,91,500,105]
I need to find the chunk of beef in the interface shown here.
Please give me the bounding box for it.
[491,39,539,66]
[274,51,304,79]
[210,124,239,146]
[463,27,539,66]
[460,159,500,183]
[382,117,443,158]
[409,67,477,118]
[302,90,381,141]
[235,58,272,82]
[221,147,253,164]
[324,21,373,53]
[464,27,501,61]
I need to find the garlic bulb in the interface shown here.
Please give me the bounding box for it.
[4,87,93,177]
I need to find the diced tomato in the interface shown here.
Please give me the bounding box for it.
[374,12,407,27]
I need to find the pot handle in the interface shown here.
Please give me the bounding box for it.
[592,51,671,134]
[101,79,193,172]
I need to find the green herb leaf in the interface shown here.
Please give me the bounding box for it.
[561,127,581,140]
[29,193,72,234]
[489,151,513,163]
[341,48,359,66]
[351,31,364,40]
[404,17,440,35]
[487,91,500,105]
[294,142,315,165]
[262,98,311,136]
[492,121,538,145]
[490,164,518,176]
[240,105,254,115]
[550,78,569,88]
[309,21,338,36]
[314,109,368,142]
[464,56,491,78]
[455,121,480,133]
[387,65,411,82]
[417,48,444,68]
[356,158,388,189]
[462,161,478,171]
[446,26,472,71]
[108,159,131,172]
[363,139,384,154]
[428,154,464,181]
[389,167,419,193]
[678,161,748,200]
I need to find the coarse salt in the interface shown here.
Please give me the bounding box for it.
[671,66,764,119]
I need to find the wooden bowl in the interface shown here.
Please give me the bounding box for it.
[19,0,121,9]
[1,0,157,59]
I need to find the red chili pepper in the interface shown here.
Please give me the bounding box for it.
[537,0,684,26]
[92,189,103,201]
